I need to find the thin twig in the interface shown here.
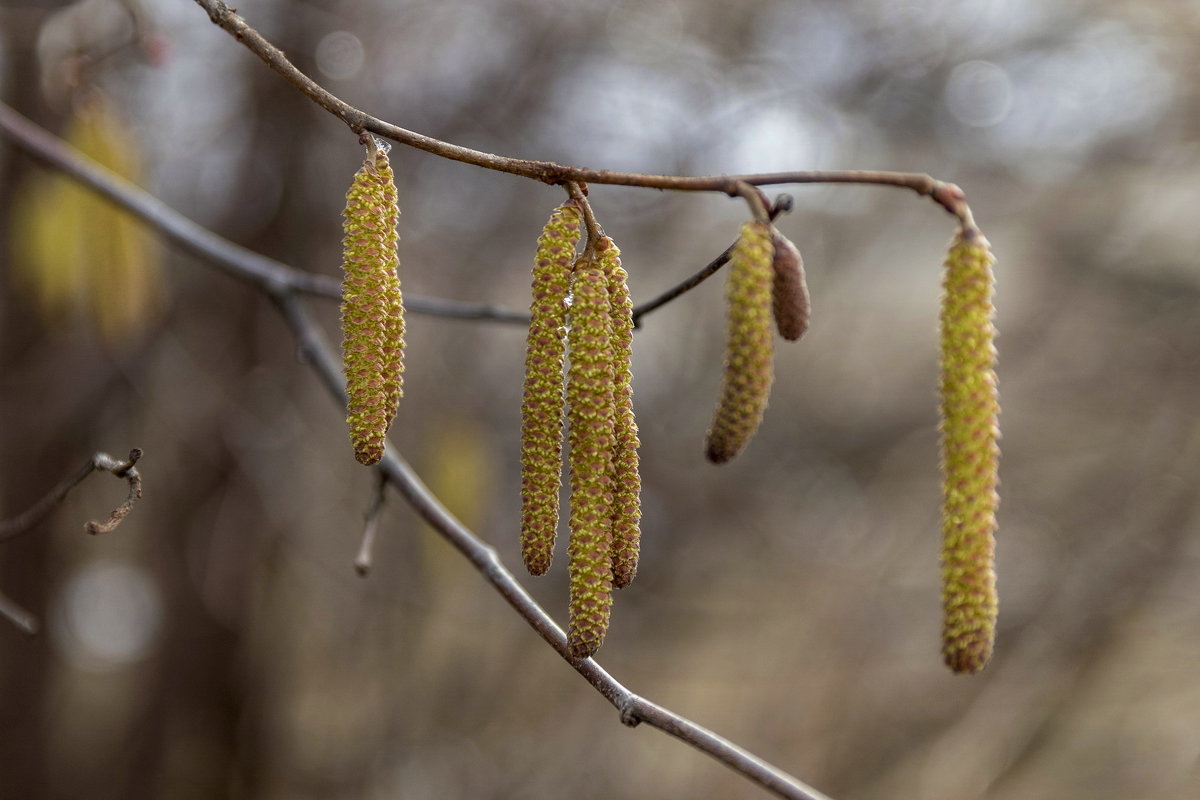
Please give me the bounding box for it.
[191,0,969,223]
[270,291,832,800]
[354,470,389,577]
[631,196,792,326]
[0,449,144,542]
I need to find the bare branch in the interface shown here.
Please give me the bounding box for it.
[0,103,529,325]
[0,449,144,542]
[191,0,970,223]
[271,291,834,800]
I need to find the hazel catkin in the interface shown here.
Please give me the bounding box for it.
[596,237,641,589]
[565,261,616,659]
[341,140,405,466]
[705,221,776,464]
[938,226,1000,674]
[520,202,582,576]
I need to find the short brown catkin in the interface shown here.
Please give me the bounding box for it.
[705,221,776,464]
[566,260,616,659]
[939,226,1000,674]
[520,203,582,576]
[341,141,405,466]
[596,237,641,589]
[770,229,810,342]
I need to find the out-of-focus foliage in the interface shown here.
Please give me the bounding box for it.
[11,93,162,345]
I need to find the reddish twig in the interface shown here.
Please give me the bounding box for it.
[191,0,972,224]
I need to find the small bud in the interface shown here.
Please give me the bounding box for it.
[939,226,1000,674]
[342,142,405,466]
[566,262,616,658]
[596,237,641,589]
[520,202,582,575]
[705,221,776,464]
[770,229,810,341]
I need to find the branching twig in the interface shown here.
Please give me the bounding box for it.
[0,103,529,324]
[270,291,833,800]
[192,0,971,223]
[0,448,143,542]
[354,470,388,577]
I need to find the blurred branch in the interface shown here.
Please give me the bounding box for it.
[354,470,388,577]
[0,590,38,636]
[0,449,143,543]
[193,0,973,223]
[0,103,528,324]
[271,290,834,800]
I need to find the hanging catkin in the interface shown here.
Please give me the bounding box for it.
[705,221,776,464]
[520,203,582,575]
[769,229,810,342]
[596,237,641,589]
[341,140,405,466]
[565,260,616,659]
[938,226,1000,674]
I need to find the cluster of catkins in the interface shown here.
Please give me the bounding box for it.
[334,137,1000,673]
[519,201,640,659]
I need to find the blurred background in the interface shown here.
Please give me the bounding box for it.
[2,0,1199,798]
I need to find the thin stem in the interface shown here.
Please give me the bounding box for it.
[354,470,388,577]
[190,0,973,223]
[0,449,143,542]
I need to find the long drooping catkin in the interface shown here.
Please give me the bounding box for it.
[341,141,405,466]
[566,261,616,659]
[770,229,810,342]
[596,237,641,589]
[520,203,582,575]
[939,226,1000,674]
[705,221,776,464]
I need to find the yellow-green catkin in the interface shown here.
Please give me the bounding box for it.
[341,141,405,466]
[520,203,582,575]
[939,226,1000,674]
[596,237,641,589]
[705,221,776,464]
[770,229,810,342]
[566,261,616,658]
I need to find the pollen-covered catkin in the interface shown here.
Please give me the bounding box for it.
[520,203,582,576]
[566,261,616,659]
[596,237,641,589]
[770,229,810,342]
[341,142,405,466]
[939,226,1000,674]
[705,221,776,464]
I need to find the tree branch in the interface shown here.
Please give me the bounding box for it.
[0,103,529,324]
[192,0,970,223]
[269,290,833,800]
[0,449,143,543]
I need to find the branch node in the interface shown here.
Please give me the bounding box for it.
[354,470,389,577]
